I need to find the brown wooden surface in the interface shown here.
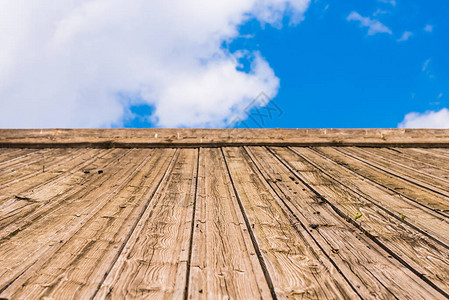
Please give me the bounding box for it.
[2,128,449,147]
[1,133,449,299]
[187,148,272,299]
[271,147,449,297]
[222,147,358,299]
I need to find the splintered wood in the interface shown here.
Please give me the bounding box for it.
[1,144,449,299]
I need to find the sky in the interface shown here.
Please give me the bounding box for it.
[0,0,448,129]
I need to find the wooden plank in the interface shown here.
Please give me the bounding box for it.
[2,128,449,147]
[270,146,449,298]
[375,148,449,180]
[358,148,449,201]
[391,148,449,171]
[292,147,449,248]
[0,149,151,293]
[222,147,358,299]
[0,148,38,165]
[315,147,449,215]
[0,148,100,231]
[1,148,177,299]
[0,148,49,169]
[188,148,271,299]
[427,148,449,157]
[93,149,198,299]
[0,148,97,196]
[339,147,449,195]
[0,149,123,239]
[246,146,443,299]
[0,148,60,177]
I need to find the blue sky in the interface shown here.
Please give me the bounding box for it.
[124,0,449,128]
[1,0,448,128]
[228,0,449,128]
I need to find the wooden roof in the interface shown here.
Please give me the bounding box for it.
[1,129,449,299]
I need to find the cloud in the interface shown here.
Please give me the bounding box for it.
[422,59,431,72]
[424,24,433,32]
[373,9,390,17]
[399,108,449,129]
[421,58,435,78]
[438,93,443,99]
[397,31,413,42]
[0,0,310,128]
[347,11,392,35]
[377,0,397,7]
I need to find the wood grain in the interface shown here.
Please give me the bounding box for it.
[0,137,448,299]
[338,147,449,196]
[315,147,449,215]
[2,149,177,299]
[2,128,449,147]
[294,147,449,247]
[271,146,449,297]
[94,149,198,299]
[0,149,146,294]
[246,146,443,299]
[222,147,358,299]
[188,148,271,299]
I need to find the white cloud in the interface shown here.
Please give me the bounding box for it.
[399,108,449,129]
[422,59,431,72]
[373,9,390,17]
[397,31,413,42]
[0,0,310,128]
[347,11,392,36]
[378,0,397,7]
[424,24,433,32]
[421,58,436,78]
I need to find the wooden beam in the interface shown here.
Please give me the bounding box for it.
[2,129,449,148]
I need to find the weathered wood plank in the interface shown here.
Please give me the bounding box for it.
[294,147,449,249]
[0,148,65,179]
[222,147,358,299]
[271,146,449,298]
[246,146,443,299]
[1,149,177,299]
[0,149,77,188]
[2,128,449,147]
[427,148,449,157]
[390,148,449,172]
[0,149,124,239]
[0,148,40,165]
[339,147,449,196]
[373,148,449,181]
[366,148,449,177]
[315,147,449,215]
[0,149,151,294]
[188,147,271,299]
[0,148,100,203]
[93,149,198,299]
